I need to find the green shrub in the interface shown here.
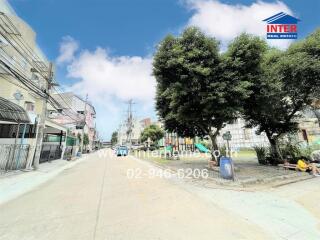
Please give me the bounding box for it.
[219,145,227,157]
[253,146,268,165]
[279,142,301,159]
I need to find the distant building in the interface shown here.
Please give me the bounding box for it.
[117,118,146,145]
[51,92,97,151]
[217,114,320,149]
[102,141,111,148]
[216,119,269,149]
[140,118,151,128]
[296,109,320,145]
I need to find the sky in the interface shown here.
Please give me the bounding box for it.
[8,0,320,140]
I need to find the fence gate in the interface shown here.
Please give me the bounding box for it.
[0,144,30,172]
[39,144,62,163]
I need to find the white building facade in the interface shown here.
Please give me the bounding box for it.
[217,119,269,149]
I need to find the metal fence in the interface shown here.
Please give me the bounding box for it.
[0,144,30,172]
[63,146,77,159]
[39,144,62,163]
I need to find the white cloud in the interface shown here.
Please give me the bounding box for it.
[67,47,155,103]
[60,43,156,139]
[185,0,294,49]
[56,36,79,64]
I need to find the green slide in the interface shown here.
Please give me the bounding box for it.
[159,145,173,155]
[195,143,210,153]
[165,145,173,152]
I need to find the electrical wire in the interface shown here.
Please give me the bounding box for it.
[0,12,86,124]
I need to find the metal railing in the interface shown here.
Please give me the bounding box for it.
[0,144,30,172]
[39,144,62,163]
[63,146,77,159]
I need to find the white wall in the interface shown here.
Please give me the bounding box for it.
[217,119,269,149]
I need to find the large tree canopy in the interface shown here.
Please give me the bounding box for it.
[153,27,243,153]
[242,29,320,160]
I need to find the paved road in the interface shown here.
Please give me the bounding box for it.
[0,149,272,240]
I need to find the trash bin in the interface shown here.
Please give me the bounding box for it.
[220,157,234,180]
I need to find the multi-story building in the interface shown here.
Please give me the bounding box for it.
[51,92,97,151]
[216,115,320,150]
[117,118,148,145]
[0,0,67,171]
[140,118,151,128]
[216,119,269,149]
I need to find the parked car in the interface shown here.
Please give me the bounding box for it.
[116,146,129,156]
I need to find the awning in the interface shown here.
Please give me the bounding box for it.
[45,119,67,133]
[0,97,30,123]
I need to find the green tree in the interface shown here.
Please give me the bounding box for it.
[77,133,81,144]
[242,29,320,160]
[111,131,118,146]
[221,33,268,107]
[83,133,89,148]
[140,124,164,145]
[154,27,242,156]
[242,49,293,160]
[153,34,203,139]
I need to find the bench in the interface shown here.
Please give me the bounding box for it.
[279,164,297,171]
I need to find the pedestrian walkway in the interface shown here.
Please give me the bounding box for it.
[0,155,88,205]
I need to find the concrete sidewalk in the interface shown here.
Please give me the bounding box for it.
[0,155,88,205]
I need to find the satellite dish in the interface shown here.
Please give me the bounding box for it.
[13,90,23,101]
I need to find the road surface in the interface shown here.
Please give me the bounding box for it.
[0,149,319,240]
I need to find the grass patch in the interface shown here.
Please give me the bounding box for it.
[235,150,256,158]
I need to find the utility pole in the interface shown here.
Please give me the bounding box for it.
[33,62,53,170]
[80,94,88,154]
[126,99,134,148]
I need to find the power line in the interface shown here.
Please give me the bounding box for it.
[0,12,86,126]
[0,12,51,81]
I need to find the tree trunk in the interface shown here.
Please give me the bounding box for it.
[265,131,283,163]
[208,131,219,163]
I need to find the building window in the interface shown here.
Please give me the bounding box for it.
[243,128,250,140]
[32,72,39,80]
[25,102,35,112]
[0,124,36,138]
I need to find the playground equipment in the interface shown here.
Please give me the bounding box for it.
[159,145,180,160]
[195,143,210,153]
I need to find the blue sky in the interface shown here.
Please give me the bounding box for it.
[9,0,320,140]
